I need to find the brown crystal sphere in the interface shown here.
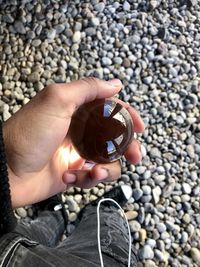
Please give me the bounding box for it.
[69,98,134,163]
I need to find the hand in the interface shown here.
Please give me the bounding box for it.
[3,78,145,208]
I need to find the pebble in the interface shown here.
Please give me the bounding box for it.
[190,248,200,264]
[28,72,40,83]
[138,245,154,260]
[16,208,27,218]
[149,147,161,158]
[132,188,143,200]
[125,210,138,220]
[143,76,153,85]
[129,220,141,232]
[14,21,26,34]
[67,199,79,212]
[72,31,81,43]
[46,29,56,39]
[102,57,112,66]
[123,1,131,11]
[182,183,192,194]
[152,186,162,204]
[94,2,105,12]
[139,229,147,242]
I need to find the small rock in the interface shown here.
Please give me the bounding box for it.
[182,213,191,224]
[139,228,147,242]
[129,220,141,232]
[94,2,105,12]
[14,20,26,34]
[136,166,146,175]
[74,194,82,204]
[150,147,161,158]
[91,17,100,27]
[68,212,77,222]
[143,76,153,85]
[123,1,131,11]
[46,29,56,39]
[28,72,40,83]
[16,207,27,218]
[67,199,79,212]
[138,245,154,260]
[182,183,192,194]
[72,31,81,43]
[125,210,138,220]
[102,57,112,66]
[144,260,157,267]
[133,188,143,200]
[152,186,162,204]
[190,248,200,264]
[186,145,195,158]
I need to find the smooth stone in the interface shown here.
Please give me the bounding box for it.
[182,213,191,224]
[142,185,151,195]
[146,238,156,248]
[143,76,153,85]
[138,245,154,260]
[16,207,27,218]
[132,188,143,200]
[182,183,192,194]
[94,2,105,12]
[150,147,161,158]
[102,57,112,66]
[190,248,200,264]
[72,31,81,43]
[74,194,82,204]
[157,222,167,233]
[68,212,77,222]
[152,186,162,204]
[129,220,141,232]
[139,228,147,242]
[28,72,40,83]
[67,199,79,212]
[125,210,138,220]
[123,1,131,11]
[143,170,151,179]
[14,20,26,34]
[144,260,157,267]
[136,166,146,175]
[46,29,56,39]
[91,17,100,26]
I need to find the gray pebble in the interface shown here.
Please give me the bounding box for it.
[129,220,141,232]
[138,245,154,260]
[150,147,161,158]
[152,186,162,204]
[133,188,143,200]
[16,207,27,218]
[14,21,26,34]
[102,57,112,66]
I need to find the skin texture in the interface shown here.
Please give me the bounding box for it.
[3,78,145,208]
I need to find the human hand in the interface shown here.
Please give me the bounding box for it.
[3,78,145,208]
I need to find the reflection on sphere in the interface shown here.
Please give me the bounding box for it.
[69,98,133,163]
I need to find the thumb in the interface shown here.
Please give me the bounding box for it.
[44,77,122,118]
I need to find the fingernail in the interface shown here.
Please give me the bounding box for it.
[98,168,108,181]
[107,79,122,87]
[63,172,76,184]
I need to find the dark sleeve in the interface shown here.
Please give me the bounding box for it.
[0,120,17,236]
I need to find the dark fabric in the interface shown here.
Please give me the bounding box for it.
[0,205,138,267]
[0,121,17,236]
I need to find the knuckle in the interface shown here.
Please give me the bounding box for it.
[81,77,99,90]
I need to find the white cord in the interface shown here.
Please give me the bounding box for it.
[97,198,132,267]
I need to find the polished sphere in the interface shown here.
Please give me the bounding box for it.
[69,98,134,163]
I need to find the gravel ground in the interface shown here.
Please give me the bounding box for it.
[0,1,200,266]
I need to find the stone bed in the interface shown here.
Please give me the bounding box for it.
[0,1,199,266]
